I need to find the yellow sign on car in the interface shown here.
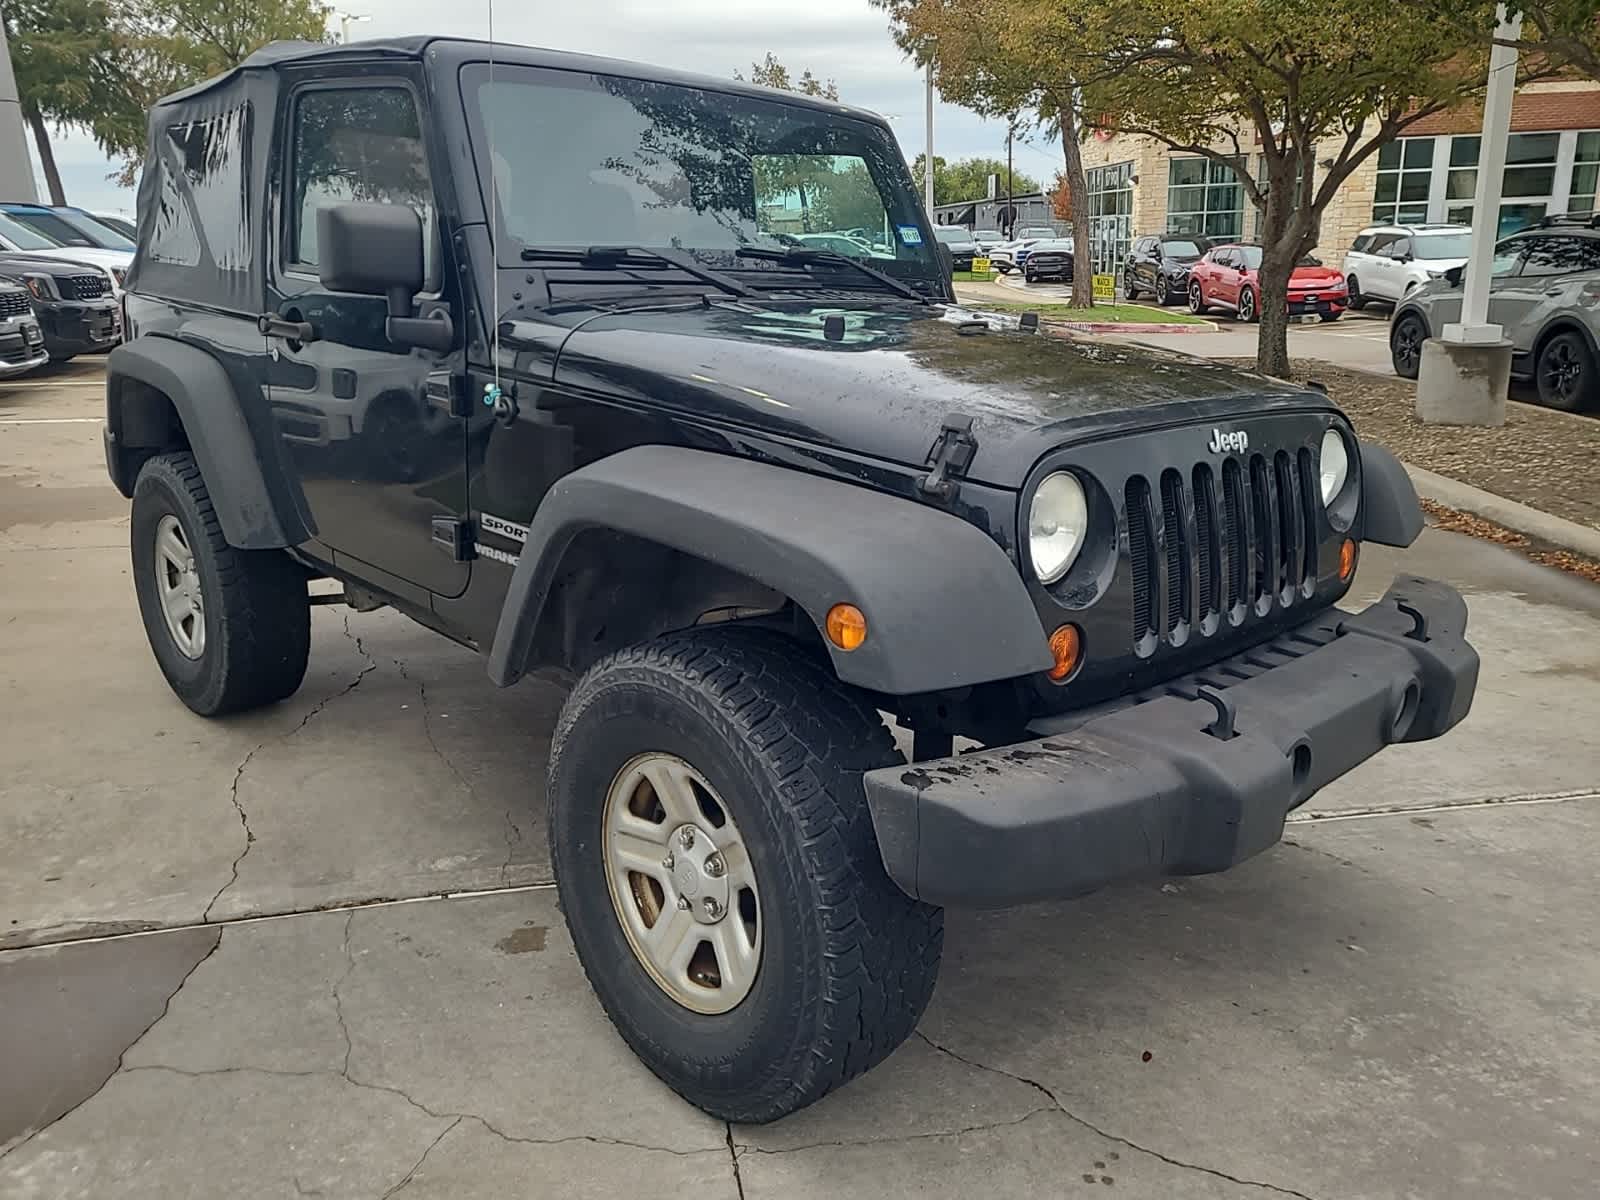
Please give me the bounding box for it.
[1093,273,1116,301]
[971,256,991,275]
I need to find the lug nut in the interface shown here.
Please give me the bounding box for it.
[676,895,691,911]
[678,827,695,850]
[662,852,675,870]
[703,854,725,878]
[702,897,722,919]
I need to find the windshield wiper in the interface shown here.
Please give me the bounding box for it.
[519,244,754,299]
[733,245,930,305]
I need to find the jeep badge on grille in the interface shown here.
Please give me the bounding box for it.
[1208,427,1249,454]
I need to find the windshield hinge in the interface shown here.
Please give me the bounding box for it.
[917,414,978,500]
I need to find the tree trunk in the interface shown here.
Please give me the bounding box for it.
[1253,152,1300,377]
[1056,104,1094,308]
[24,104,65,206]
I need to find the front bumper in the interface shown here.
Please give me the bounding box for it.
[0,318,47,377]
[865,576,1477,907]
[1288,292,1347,318]
[38,301,121,357]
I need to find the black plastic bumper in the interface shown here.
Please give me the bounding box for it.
[864,576,1478,907]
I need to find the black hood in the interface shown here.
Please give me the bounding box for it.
[546,299,1331,488]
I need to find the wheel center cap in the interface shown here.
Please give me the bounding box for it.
[667,823,730,923]
[672,859,701,898]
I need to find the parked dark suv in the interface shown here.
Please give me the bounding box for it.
[106,37,1478,1124]
[0,254,121,361]
[1124,234,1213,306]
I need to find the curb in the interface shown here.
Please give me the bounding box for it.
[1056,320,1211,335]
[1405,464,1600,559]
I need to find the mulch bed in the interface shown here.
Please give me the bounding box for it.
[1221,360,1600,535]
[1420,499,1600,584]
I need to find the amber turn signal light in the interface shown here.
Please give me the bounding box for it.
[1338,538,1357,582]
[1047,624,1082,682]
[825,603,867,651]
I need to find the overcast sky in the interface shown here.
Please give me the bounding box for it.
[38,0,1066,216]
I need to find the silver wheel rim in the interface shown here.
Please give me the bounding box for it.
[1240,289,1255,321]
[603,753,761,1014]
[154,514,205,659]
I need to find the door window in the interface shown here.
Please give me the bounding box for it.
[1388,238,1412,260]
[1517,236,1595,278]
[288,86,438,286]
[1364,232,1398,256]
[1490,241,1526,278]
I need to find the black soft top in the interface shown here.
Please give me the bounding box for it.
[130,37,885,313]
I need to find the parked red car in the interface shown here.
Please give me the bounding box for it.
[1187,242,1348,323]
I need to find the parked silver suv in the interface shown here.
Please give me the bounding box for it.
[1389,215,1600,411]
[1344,223,1471,308]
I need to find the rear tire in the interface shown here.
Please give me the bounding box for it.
[131,452,310,716]
[1535,331,1596,412]
[548,628,943,1123]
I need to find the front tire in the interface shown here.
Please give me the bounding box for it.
[1391,313,1427,380]
[1154,275,1171,305]
[1346,275,1367,310]
[1189,280,1209,315]
[131,452,310,716]
[1536,331,1596,412]
[548,628,943,1123]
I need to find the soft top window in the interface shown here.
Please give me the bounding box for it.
[149,103,253,271]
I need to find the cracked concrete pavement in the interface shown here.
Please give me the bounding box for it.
[4,362,1600,1198]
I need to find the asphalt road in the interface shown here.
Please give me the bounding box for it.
[3,361,1599,1199]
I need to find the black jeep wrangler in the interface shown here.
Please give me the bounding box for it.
[105,37,1478,1123]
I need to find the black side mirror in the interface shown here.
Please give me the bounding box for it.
[316,203,453,354]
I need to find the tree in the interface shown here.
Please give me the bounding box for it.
[2,0,122,204]
[1049,173,1072,222]
[878,0,1096,305]
[1425,2,1600,82]
[736,51,838,100]
[909,154,1041,207]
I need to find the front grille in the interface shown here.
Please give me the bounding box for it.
[1127,449,1319,652]
[0,290,29,317]
[65,273,109,300]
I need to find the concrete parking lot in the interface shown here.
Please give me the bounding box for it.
[3,361,1599,1199]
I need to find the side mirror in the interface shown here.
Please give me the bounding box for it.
[1397,253,1413,264]
[316,203,452,354]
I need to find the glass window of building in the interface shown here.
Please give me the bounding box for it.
[1570,132,1600,215]
[1086,160,1133,276]
[1372,137,1433,225]
[1167,157,1242,239]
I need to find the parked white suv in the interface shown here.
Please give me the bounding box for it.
[1342,224,1472,308]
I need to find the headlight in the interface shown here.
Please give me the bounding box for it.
[23,273,56,301]
[111,267,127,286]
[1029,472,1089,583]
[1319,429,1350,505]
[1426,270,1445,280]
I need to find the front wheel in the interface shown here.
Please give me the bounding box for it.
[1238,286,1258,323]
[1346,275,1367,310]
[1154,275,1172,305]
[1189,280,1209,315]
[1319,310,1343,323]
[1391,313,1427,380]
[548,628,944,1123]
[1536,331,1597,412]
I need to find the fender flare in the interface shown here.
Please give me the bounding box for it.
[486,446,1053,696]
[106,337,302,549]
[1358,439,1423,548]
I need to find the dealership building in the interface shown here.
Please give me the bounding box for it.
[973,79,1600,279]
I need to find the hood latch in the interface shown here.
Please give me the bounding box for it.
[918,413,978,499]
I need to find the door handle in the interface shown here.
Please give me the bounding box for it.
[257,313,319,344]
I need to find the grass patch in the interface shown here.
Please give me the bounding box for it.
[964,299,1210,325]
[951,269,997,282]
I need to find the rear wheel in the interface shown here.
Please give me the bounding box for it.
[131,452,310,716]
[1390,313,1427,380]
[1238,286,1258,323]
[548,628,943,1123]
[1346,275,1367,310]
[1535,331,1596,412]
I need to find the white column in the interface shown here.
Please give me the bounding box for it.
[1444,3,1521,345]
[1426,135,1451,224]
[0,22,39,204]
[923,61,935,215]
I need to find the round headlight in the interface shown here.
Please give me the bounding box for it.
[1319,429,1350,505]
[1029,472,1088,584]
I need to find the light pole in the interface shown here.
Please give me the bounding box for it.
[1416,1,1519,427]
[923,61,935,216]
[335,10,371,44]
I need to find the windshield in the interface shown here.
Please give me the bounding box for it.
[1413,233,1472,260]
[4,209,110,249]
[1019,227,1056,239]
[463,65,940,281]
[1161,239,1205,258]
[932,227,971,244]
[0,211,59,251]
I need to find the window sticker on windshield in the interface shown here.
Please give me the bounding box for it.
[897,225,922,245]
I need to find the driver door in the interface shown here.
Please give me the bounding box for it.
[1212,249,1241,307]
